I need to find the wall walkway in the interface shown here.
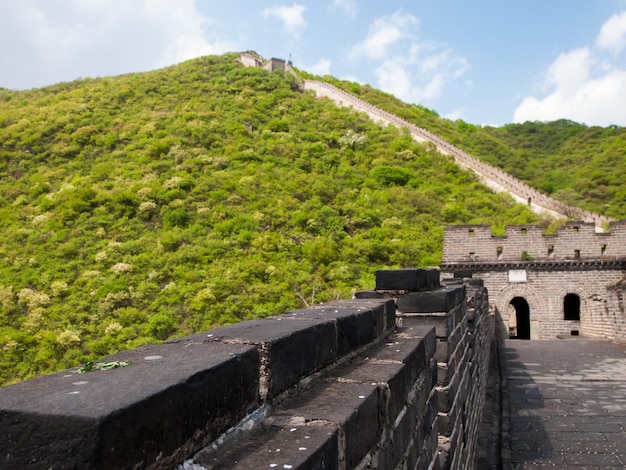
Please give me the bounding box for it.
[503,338,626,467]
[303,80,611,229]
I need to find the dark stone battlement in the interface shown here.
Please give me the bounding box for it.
[0,269,492,470]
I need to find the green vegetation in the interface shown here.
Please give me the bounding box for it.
[0,52,569,385]
[313,75,626,219]
[480,121,626,218]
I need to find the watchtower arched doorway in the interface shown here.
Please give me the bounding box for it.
[563,293,581,321]
[509,297,531,339]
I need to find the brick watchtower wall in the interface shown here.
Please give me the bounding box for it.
[441,221,626,343]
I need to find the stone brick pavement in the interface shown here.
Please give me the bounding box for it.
[503,338,626,469]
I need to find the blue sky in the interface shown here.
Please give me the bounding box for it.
[1,1,626,126]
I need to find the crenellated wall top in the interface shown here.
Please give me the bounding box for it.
[441,220,626,264]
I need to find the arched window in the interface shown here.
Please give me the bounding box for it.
[563,293,581,321]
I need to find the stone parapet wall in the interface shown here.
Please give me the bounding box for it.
[0,269,493,470]
[358,270,492,469]
[442,221,626,264]
[303,80,611,227]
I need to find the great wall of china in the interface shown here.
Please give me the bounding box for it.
[300,80,611,229]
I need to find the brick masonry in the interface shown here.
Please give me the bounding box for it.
[0,270,492,470]
[441,221,626,343]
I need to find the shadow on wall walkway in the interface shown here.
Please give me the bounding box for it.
[502,338,626,469]
[503,344,557,467]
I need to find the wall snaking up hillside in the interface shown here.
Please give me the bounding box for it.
[303,80,612,228]
[0,269,492,470]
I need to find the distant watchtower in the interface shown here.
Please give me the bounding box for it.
[238,52,291,73]
[440,221,626,342]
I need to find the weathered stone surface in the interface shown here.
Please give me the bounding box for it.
[0,342,259,470]
[283,307,378,357]
[315,298,396,336]
[271,380,381,469]
[206,317,337,398]
[374,326,434,392]
[378,406,417,469]
[396,286,465,314]
[426,268,441,289]
[376,268,428,291]
[401,313,455,339]
[198,424,338,470]
[0,274,494,470]
[334,357,407,423]
[354,290,390,299]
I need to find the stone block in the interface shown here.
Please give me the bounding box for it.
[197,424,338,470]
[332,356,412,422]
[416,423,440,470]
[426,268,441,288]
[396,286,465,314]
[206,318,337,399]
[437,362,467,413]
[400,312,455,339]
[408,364,437,426]
[375,326,435,390]
[436,388,465,438]
[333,354,406,423]
[378,406,417,469]
[437,338,469,387]
[399,324,437,360]
[403,430,420,470]
[0,342,259,470]
[453,269,473,279]
[375,268,428,291]
[316,298,396,336]
[422,389,439,436]
[283,307,377,357]
[353,290,389,299]
[271,381,381,469]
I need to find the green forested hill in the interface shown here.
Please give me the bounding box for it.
[317,76,626,218]
[0,53,549,384]
[479,121,626,218]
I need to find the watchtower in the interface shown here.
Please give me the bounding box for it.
[440,221,626,342]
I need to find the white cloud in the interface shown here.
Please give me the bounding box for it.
[443,108,466,121]
[375,53,466,104]
[330,0,357,18]
[309,58,332,75]
[514,11,626,126]
[596,10,626,54]
[0,0,237,90]
[262,4,308,38]
[348,11,469,105]
[514,69,626,126]
[544,48,591,95]
[339,74,363,84]
[349,11,418,61]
